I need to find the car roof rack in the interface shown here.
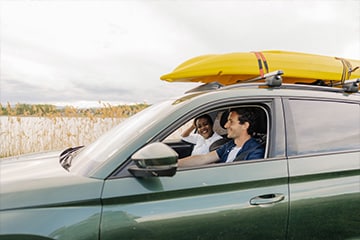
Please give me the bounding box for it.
[186,70,283,93]
[335,78,360,93]
[185,70,359,94]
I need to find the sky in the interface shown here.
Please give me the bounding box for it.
[0,0,359,108]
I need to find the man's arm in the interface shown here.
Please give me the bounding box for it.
[178,151,219,167]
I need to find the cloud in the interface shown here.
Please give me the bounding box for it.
[0,0,359,107]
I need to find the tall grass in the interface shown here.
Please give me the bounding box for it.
[0,103,148,158]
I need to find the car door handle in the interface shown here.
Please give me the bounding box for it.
[249,193,285,206]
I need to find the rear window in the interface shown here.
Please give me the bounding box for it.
[286,99,360,155]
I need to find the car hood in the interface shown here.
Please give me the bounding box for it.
[0,151,104,211]
[1,150,65,182]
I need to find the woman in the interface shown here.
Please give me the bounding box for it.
[181,114,223,155]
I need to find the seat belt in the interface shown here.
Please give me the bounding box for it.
[233,143,264,161]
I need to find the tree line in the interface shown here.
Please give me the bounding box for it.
[0,102,150,118]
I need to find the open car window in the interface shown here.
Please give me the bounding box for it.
[111,103,271,178]
[163,105,269,161]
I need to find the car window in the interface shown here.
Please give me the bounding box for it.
[164,105,269,161]
[166,119,194,140]
[112,102,274,178]
[286,100,360,156]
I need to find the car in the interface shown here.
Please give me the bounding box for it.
[1,70,360,239]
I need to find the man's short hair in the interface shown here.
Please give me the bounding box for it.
[230,108,256,135]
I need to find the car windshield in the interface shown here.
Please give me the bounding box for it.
[70,100,177,175]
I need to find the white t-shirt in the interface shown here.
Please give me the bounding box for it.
[226,146,241,163]
[182,132,223,155]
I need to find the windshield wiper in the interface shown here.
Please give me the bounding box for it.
[59,146,84,170]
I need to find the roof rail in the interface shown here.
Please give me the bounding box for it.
[279,84,347,93]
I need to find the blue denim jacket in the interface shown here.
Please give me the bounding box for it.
[216,138,264,163]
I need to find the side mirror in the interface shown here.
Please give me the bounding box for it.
[128,142,178,178]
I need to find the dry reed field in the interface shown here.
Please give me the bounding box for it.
[0,116,124,158]
[0,103,148,158]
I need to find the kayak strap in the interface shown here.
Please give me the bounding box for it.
[253,51,269,78]
[335,57,359,83]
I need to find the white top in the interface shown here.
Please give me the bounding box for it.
[182,132,223,155]
[226,146,241,163]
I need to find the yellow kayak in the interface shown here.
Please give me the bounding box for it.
[160,50,360,86]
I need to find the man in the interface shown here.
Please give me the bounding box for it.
[178,108,264,167]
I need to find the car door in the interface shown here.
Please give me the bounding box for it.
[284,98,360,239]
[100,160,288,240]
[99,98,289,240]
